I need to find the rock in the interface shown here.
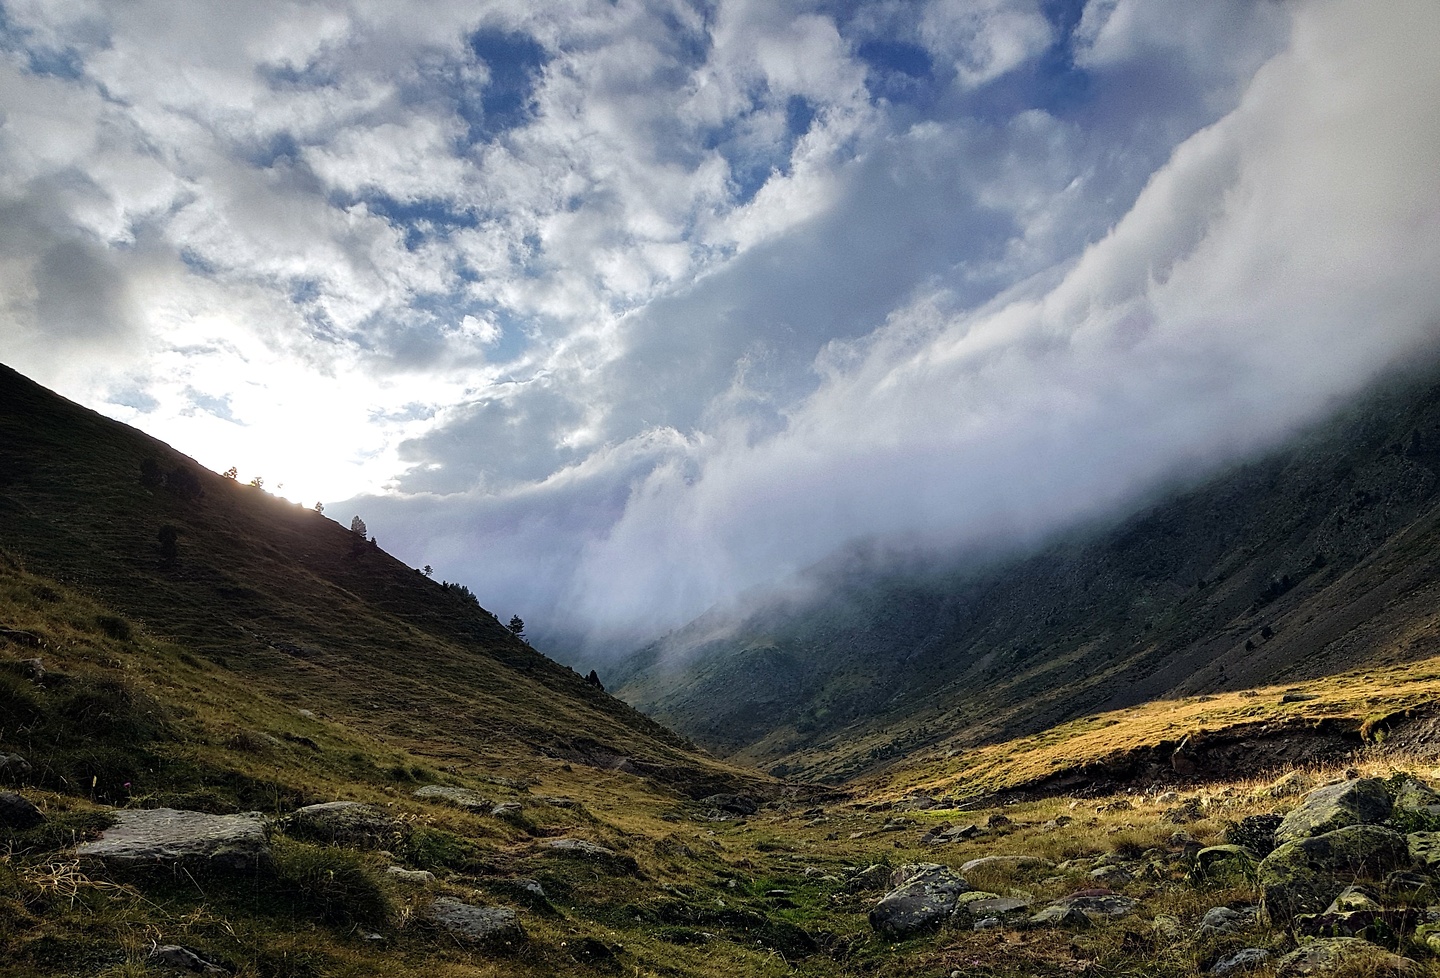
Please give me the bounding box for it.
[0,752,32,782]
[1225,813,1283,856]
[491,802,523,818]
[285,802,409,849]
[959,855,1054,874]
[385,866,435,885]
[1045,890,1137,921]
[1259,824,1413,925]
[147,944,228,974]
[1255,771,1318,800]
[1407,831,1440,868]
[1383,869,1433,904]
[843,864,892,893]
[1295,885,1394,941]
[984,814,1012,830]
[939,823,979,841]
[1274,937,1420,976]
[955,895,1030,920]
[0,791,43,829]
[427,897,525,944]
[699,794,758,816]
[1192,845,1259,886]
[894,793,940,811]
[413,785,493,811]
[1391,777,1440,812]
[513,878,546,898]
[1211,948,1271,975]
[77,809,269,872]
[1196,905,1260,938]
[869,864,970,935]
[16,658,45,681]
[1026,905,1092,929]
[540,837,616,858]
[1273,779,1392,845]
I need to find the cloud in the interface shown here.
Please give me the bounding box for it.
[0,0,1434,657]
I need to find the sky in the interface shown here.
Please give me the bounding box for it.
[2,0,1439,654]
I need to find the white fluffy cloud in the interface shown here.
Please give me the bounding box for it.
[2,0,1434,653]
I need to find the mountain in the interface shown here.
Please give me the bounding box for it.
[612,362,1440,780]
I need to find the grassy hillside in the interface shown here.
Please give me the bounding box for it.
[613,364,1440,780]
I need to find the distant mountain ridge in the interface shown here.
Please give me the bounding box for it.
[612,363,1440,781]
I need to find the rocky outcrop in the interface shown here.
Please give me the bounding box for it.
[0,791,43,829]
[1274,937,1420,976]
[77,809,269,872]
[868,864,969,935]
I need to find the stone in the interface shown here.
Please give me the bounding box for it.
[1044,890,1137,921]
[894,794,940,811]
[1391,777,1440,812]
[0,791,43,829]
[1254,771,1317,800]
[285,802,409,849]
[1211,948,1271,975]
[699,794,758,816]
[540,837,616,858]
[1026,905,1092,928]
[1407,831,1440,868]
[1273,779,1392,846]
[1258,824,1413,925]
[1383,869,1433,904]
[77,809,269,872]
[1192,845,1259,885]
[147,944,228,974]
[959,855,1054,874]
[955,895,1030,919]
[1295,885,1393,941]
[491,802,523,818]
[413,785,493,811]
[869,864,970,935]
[385,866,435,885]
[1274,937,1420,977]
[1196,905,1260,938]
[427,897,525,944]
[843,864,892,893]
[0,752,32,782]
[939,823,980,841]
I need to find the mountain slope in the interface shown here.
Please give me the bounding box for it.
[613,363,1440,780]
[0,362,749,798]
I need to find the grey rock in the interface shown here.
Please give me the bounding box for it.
[1045,891,1137,920]
[285,801,409,849]
[699,794,758,816]
[0,791,43,829]
[959,855,1053,874]
[1274,778,1392,846]
[972,916,1002,930]
[541,837,616,858]
[78,809,269,872]
[491,802,523,818]
[413,785,493,811]
[1193,845,1259,885]
[1391,777,1440,812]
[1211,948,1271,975]
[1197,905,1259,938]
[385,866,435,884]
[1026,905,1092,928]
[427,897,525,944]
[869,864,970,935]
[0,752,32,782]
[1275,937,1420,976]
[843,864,892,893]
[957,896,1030,918]
[1407,831,1440,868]
[147,944,227,974]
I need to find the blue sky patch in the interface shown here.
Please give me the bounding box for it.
[464,29,547,143]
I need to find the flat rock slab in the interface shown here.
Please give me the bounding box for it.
[428,897,525,944]
[77,809,269,872]
[413,785,493,811]
[147,944,228,974]
[541,837,617,858]
[1211,948,1271,975]
[285,802,409,848]
[1275,937,1420,976]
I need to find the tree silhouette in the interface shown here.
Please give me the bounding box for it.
[507,616,525,639]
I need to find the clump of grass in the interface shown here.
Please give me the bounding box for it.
[272,839,393,926]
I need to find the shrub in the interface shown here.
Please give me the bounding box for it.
[272,840,392,926]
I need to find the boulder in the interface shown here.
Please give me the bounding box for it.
[413,785,493,811]
[868,864,970,935]
[0,752,32,782]
[1192,845,1259,886]
[699,794,758,816]
[1295,885,1394,941]
[0,791,44,830]
[284,802,409,849]
[1196,905,1260,938]
[954,894,1030,921]
[1027,890,1135,928]
[1391,777,1440,813]
[1274,937,1420,977]
[1273,779,1391,846]
[1258,824,1413,926]
[385,866,435,885]
[843,864,892,893]
[1406,831,1440,868]
[1210,948,1271,975]
[77,809,269,872]
[491,802,523,819]
[959,855,1054,874]
[427,897,525,944]
[540,837,616,858]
